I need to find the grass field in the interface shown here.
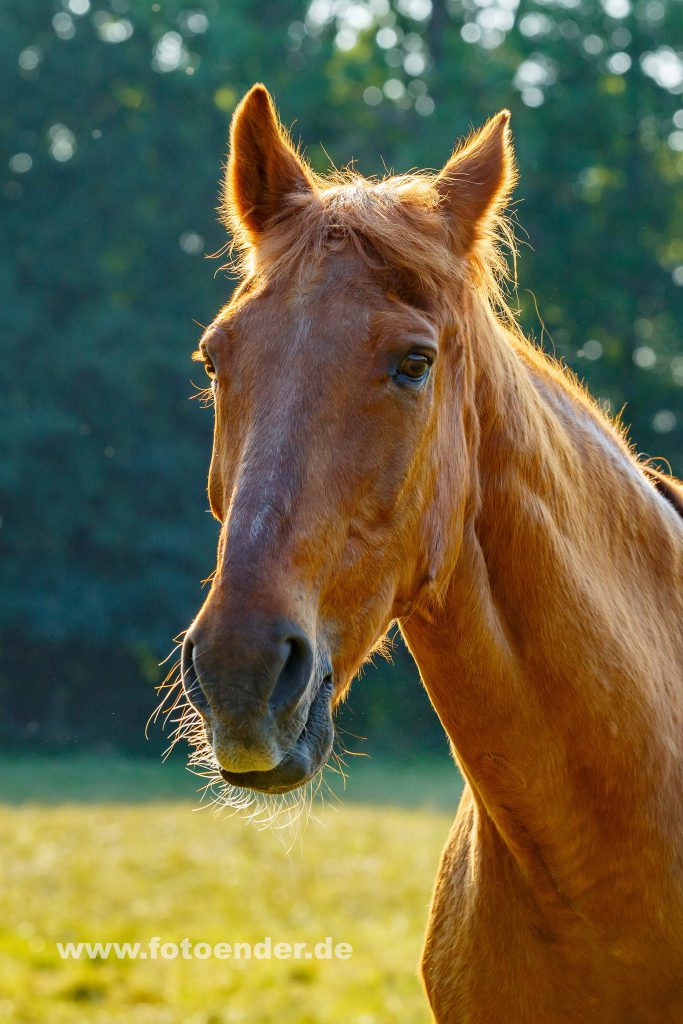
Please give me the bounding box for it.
[0,753,462,1024]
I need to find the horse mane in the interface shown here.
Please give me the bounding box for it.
[644,466,683,519]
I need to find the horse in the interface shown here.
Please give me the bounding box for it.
[179,84,683,1021]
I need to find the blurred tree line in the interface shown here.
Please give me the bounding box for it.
[1,0,681,756]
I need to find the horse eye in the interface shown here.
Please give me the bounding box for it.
[396,352,432,385]
[204,358,216,379]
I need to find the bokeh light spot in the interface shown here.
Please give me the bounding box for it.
[214,87,237,112]
[47,124,76,162]
[179,232,204,255]
[633,346,656,369]
[652,410,676,433]
[9,153,33,174]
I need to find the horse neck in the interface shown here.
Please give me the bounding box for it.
[402,292,683,901]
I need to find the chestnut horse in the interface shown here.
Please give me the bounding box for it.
[180,85,683,1021]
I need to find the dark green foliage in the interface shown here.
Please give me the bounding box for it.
[1,0,681,751]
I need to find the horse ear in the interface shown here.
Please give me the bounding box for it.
[223,84,313,239]
[435,111,516,251]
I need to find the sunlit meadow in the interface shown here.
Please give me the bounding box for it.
[0,755,459,1024]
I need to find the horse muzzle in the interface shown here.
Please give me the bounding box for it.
[180,618,335,793]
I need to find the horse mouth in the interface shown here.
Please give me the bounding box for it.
[218,677,335,794]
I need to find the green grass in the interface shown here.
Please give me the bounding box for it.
[0,754,462,1023]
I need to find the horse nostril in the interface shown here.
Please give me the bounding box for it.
[181,636,210,717]
[269,631,314,714]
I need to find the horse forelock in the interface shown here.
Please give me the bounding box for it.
[226,168,518,324]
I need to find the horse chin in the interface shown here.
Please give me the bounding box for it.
[218,677,335,794]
